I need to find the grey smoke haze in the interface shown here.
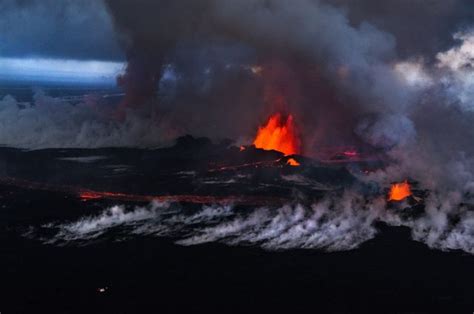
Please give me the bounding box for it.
[327,0,474,58]
[0,91,164,148]
[105,0,402,107]
[103,0,413,153]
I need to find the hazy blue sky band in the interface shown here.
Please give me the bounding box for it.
[0,57,125,84]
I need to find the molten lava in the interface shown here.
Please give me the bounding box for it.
[80,191,104,201]
[343,150,358,158]
[253,113,301,156]
[388,181,412,201]
[286,158,300,166]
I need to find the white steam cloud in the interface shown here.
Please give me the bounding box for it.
[0,90,181,148]
[40,193,473,254]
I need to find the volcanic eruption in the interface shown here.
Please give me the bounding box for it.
[0,0,473,257]
[286,158,301,166]
[388,181,412,202]
[3,1,474,312]
[253,113,301,156]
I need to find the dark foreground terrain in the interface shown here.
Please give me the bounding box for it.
[0,139,472,313]
[1,189,472,314]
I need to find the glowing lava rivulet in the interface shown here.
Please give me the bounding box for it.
[286,158,300,166]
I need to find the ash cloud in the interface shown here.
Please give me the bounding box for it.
[104,0,410,150]
[327,0,474,58]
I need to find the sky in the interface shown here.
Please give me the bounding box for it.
[0,0,124,83]
[2,0,473,60]
[1,0,473,84]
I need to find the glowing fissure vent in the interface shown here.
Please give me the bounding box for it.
[286,158,300,166]
[388,181,412,201]
[253,113,301,156]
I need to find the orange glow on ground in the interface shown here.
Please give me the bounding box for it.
[343,150,358,157]
[79,191,103,200]
[77,189,285,206]
[253,113,301,156]
[286,158,300,166]
[388,181,412,201]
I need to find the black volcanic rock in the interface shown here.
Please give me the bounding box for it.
[0,136,366,202]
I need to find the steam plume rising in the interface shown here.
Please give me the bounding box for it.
[40,196,473,254]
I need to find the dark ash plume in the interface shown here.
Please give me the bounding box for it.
[104,0,406,152]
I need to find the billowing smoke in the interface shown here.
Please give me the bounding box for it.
[327,0,474,58]
[39,196,473,253]
[104,0,409,149]
[0,90,177,148]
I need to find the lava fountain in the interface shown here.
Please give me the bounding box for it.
[253,113,301,156]
[388,181,412,201]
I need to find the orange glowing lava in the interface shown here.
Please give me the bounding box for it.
[343,150,358,158]
[80,191,103,201]
[388,181,412,201]
[286,158,300,166]
[253,113,301,156]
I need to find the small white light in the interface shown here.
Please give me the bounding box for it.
[98,286,108,293]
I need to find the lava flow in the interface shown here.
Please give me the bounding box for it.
[388,181,412,201]
[286,158,300,166]
[253,113,301,156]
